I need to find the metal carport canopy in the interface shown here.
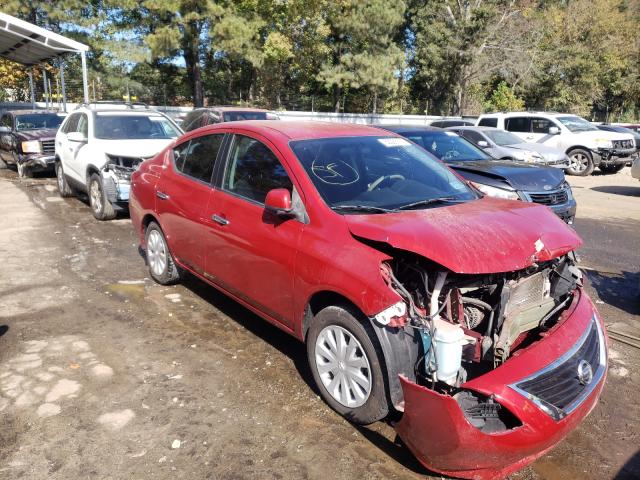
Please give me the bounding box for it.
[0,11,90,103]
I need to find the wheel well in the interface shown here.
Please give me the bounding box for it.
[141,213,159,232]
[500,156,513,160]
[303,290,363,339]
[566,146,592,157]
[86,165,100,183]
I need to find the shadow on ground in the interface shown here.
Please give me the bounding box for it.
[585,270,640,316]
[591,185,640,197]
[178,273,432,476]
[615,449,640,479]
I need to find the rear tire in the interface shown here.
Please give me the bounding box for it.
[56,162,74,197]
[306,305,389,425]
[145,222,181,285]
[599,163,624,174]
[88,173,116,220]
[566,148,594,176]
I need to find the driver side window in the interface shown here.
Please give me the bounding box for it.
[223,135,292,204]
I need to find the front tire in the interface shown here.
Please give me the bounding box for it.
[17,162,33,178]
[145,222,181,285]
[599,163,624,174]
[56,162,74,197]
[566,148,594,176]
[307,305,389,425]
[88,173,116,220]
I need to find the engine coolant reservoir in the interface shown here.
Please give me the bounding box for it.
[433,319,465,385]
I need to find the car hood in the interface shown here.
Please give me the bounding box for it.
[448,160,565,190]
[345,197,581,274]
[99,139,176,158]
[15,129,57,141]
[572,130,635,143]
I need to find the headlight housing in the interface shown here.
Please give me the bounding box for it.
[21,140,42,153]
[470,181,520,200]
[594,138,613,149]
[521,150,543,163]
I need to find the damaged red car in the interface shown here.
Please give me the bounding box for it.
[129,121,607,479]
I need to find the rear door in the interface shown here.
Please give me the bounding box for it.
[155,133,225,274]
[203,133,304,328]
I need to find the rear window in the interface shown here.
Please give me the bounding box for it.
[478,117,498,127]
[505,117,531,133]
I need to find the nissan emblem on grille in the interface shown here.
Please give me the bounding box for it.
[577,360,593,386]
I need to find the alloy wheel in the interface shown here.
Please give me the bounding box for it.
[570,153,588,172]
[314,325,372,408]
[147,229,167,277]
[90,179,103,214]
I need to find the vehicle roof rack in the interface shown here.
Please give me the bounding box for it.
[75,101,151,110]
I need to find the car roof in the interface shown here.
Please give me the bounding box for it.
[448,126,498,131]
[480,111,578,118]
[377,124,443,133]
[205,106,270,113]
[199,120,395,140]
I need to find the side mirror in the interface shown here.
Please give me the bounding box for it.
[265,188,293,217]
[548,126,560,135]
[477,140,489,148]
[0,126,11,133]
[67,131,87,143]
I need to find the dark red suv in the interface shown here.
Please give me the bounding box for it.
[130,121,607,479]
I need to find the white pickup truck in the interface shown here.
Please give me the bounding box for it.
[476,112,636,176]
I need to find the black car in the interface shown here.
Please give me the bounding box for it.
[379,125,577,224]
[182,107,278,132]
[0,110,65,177]
[429,119,475,128]
[597,124,640,150]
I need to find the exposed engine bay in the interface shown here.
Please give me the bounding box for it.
[103,154,145,181]
[376,251,583,431]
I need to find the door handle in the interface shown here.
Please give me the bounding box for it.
[156,190,170,200]
[211,214,230,226]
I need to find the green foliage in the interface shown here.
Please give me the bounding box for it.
[0,0,638,119]
[483,82,525,113]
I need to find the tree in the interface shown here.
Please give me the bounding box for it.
[483,81,524,112]
[318,0,406,112]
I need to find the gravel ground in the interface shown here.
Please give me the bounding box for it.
[0,165,638,480]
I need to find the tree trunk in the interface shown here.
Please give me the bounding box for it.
[334,85,341,113]
[183,22,204,107]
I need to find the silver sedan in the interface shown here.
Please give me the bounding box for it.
[447,126,570,169]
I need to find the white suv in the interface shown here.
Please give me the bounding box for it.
[476,112,636,176]
[55,104,182,219]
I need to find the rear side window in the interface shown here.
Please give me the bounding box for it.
[223,135,292,203]
[505,117,531,132]
[173,134,224,183]
[478,117,498,127]
[1,114,12,129]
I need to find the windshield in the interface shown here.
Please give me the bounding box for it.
[223,111,268,122]
[482,129,524,146]
[556,116,597,132]
[399,130,491,162]
[15,114,64,131]
[290,136,477,212]
[94,114,181,140]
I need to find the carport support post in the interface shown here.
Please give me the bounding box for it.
[80,50,89,103]
[42,67,49,110]
[28,69,36,108]
[60,62,67,113]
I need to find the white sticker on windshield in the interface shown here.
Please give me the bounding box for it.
[444,131,458,136]
[378,138,411,147]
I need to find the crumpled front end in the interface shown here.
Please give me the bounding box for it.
[101,154,145,203]
[393,289,607,480]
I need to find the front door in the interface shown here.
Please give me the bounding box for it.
[155,133,225,274]
[203,133,304,328]
[529,117,562,148]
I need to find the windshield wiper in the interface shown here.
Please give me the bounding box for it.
[394,196,464,210]
[331,205,393,214]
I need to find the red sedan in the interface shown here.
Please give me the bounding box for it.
[130,121,607,479]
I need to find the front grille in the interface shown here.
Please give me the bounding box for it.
[511,317,606,420]
[528,189,569,206]
[40,139,55,154]
[612,139,634,150]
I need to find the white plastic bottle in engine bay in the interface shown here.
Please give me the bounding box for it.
[433,319,465,385]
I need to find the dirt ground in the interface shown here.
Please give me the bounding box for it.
[0,165,638,480]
